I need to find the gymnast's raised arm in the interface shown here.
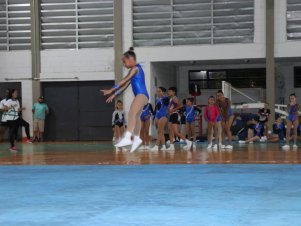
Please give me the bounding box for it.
[101,67,138,96]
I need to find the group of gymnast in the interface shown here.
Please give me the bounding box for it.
[102,47,300,152]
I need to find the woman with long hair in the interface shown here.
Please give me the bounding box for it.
[216,90,234,149]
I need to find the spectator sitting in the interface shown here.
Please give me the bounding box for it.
[239,116,264,144]
[268,116,285,142]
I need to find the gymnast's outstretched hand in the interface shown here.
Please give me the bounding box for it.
[106,94,116,103]
[101,89,113,96]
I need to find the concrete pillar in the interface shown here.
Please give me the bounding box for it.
[114,0,123,83]
[266,0,275,127]
[30,0,41,103]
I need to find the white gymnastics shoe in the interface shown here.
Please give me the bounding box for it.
[115,131,132,148]
[183,140,193,150]
[130,136,143,152]
[207,143,213,150]
[225,145,233,150]
[219,144,226,149]
[150,145,159,152]
[166,144,175,151]
[160,145,168,151]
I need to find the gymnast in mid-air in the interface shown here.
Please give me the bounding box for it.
[101,47,149,152]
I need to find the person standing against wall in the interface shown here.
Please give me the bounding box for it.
[32,96,49,142]
[258,103,271,138]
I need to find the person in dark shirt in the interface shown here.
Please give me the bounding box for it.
[258,104,271,136]
[239,116,264,144]
[268,116,285,142]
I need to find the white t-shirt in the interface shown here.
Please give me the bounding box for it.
[0,98,7,110]
[0,99,8,122]
[1,99,20,122]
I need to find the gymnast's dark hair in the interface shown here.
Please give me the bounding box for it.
[187,97,194,103]
[290,93,296,97]
[8,89,17,99]
[158,86,166,93]
[253,116,260,122]
[123,47,136,60]
[168,87,177,95]
[217,90,224,94]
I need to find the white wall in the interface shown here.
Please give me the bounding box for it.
[0,51,33,137]
[276,61,301,104]
[151,63,176,99]
[122,0,267,105]
[129,0,266,63]
[275,0,301,58]
[40,49,115,81]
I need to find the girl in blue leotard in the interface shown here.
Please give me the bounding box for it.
[183,97,201,148]
[102,47,149,152]
[283,93,299,149]
[150,87,169,151]
[139,103,154,150]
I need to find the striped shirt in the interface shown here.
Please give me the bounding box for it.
[1,99,20,122]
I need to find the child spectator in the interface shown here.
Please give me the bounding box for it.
[204,96,219,150]
[183,97,201,149]
[112,100,127,145]
[239,116,264,144]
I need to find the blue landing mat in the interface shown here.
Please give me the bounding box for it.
[0,165,301,226]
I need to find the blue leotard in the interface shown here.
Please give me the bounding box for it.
[273,122,285,140]
[155,97,168,119]
[228,108,233,117]
[287,104,299,122]
[131,64,149,99]
[140,103,153,122]
[252,123,264,137]
[185,105,195,124]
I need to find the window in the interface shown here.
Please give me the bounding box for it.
[132,0,254,47]
[40,0,114,50]
[294,67,301,87]
[0,0,31,51]
[287,0,301,40]
[189,68,266,89]
[213,0,254,44]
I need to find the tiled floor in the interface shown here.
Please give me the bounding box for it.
[0,142,301,165]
